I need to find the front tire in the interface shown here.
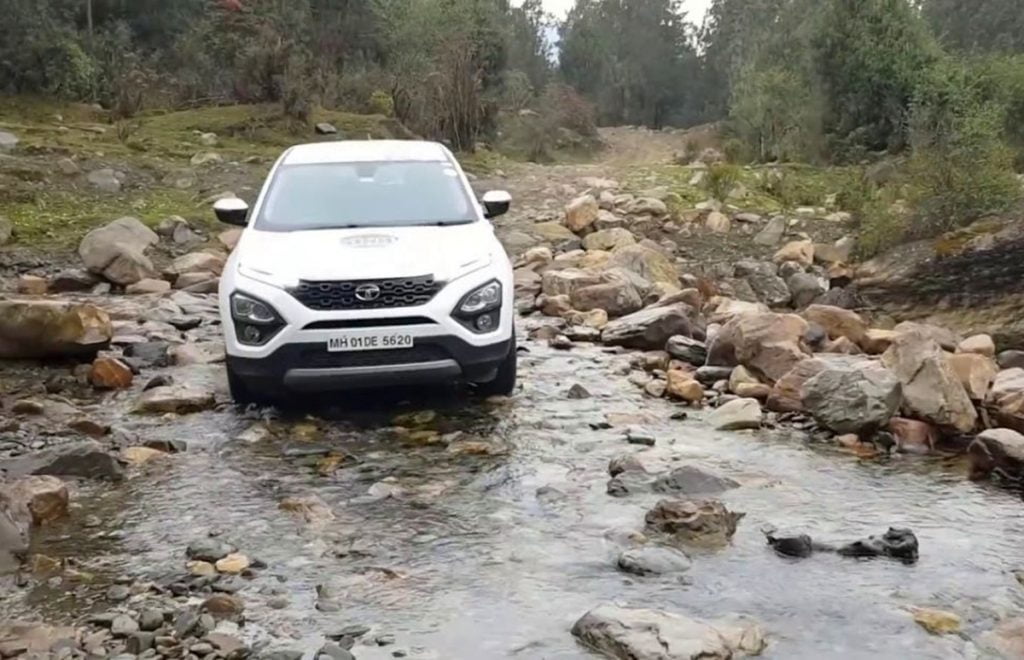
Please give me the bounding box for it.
[474,339,517,396]
[227,364,272,406]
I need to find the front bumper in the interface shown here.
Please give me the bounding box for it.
[227,335,512,392]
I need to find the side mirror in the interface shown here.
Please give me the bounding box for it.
[481,190,511,219]
[213,198,249,226]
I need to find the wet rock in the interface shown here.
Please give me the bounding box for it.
[997,350,1024,370]
[215,553,250,574]
[565,195,599,233]
[652,466,739,495]
[317,643,355,660]
[987,368,1024,431]
[106,584,131,602]
[626,430,656,447]
[207,632,247,657]
[121,446,168,466]
[765,531,816,558]
[567,383,591,399]
[728,365,770,399]
[187,539,237,563]
[608,453,647,477]
[90,356,134,389]
[911,608,961,635]
[134,385,215,414]
[203,594,244,618]
[763,357,821,412]
[882,333,976,433]
[665,336,707,366]
[836,527,918,563]
[708,312,810,383]
[0,476,68,525]
[123,341,170,368]
[968,428,1024,482]
[279,494,335,525]
[981,618,1024,657]
[802,357,902,434]
[607,244,681,288]
[78,217,159,285]
[50,269,99,292]
[127,631,156,654]
[3,441,124,481]
[0,300,112,359]
[665,371,704,403]
[67,417,109,437]
[707,398,762,431]
[169,342,224,366]
[888,417,937,454]
[571,604,765,659]
[188,560,217,576]
[645,498,744,546]
[958,334,996,357]
[602,304,703,350]
[694,365,734,385]
[617,546,692,576]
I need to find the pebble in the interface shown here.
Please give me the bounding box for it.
[214,553,250,574]
[625,430,656,446]
[190,642,215,655]
[111,614,139,637]
[187,539,236,562]
[267,595,289,610]
[139,609,164,632]
[106,584,131,602]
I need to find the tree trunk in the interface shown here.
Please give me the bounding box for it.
[85,0,93,44]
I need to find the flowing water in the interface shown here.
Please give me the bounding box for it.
[3,332,1023,659]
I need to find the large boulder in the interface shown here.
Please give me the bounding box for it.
[958,334,996,357]
[666,336,708,366]
[881,333,977,433]
[0,300,112,359]
[705,298,769,325]
[773,240,813,267]
[645,498,745,547]
[893,321,960,352]
[787,272,828,309]
[78,217,159,285]
[0,476,69,526]
[767,357,829,412]
[945,353,998,401]
[565,195,599,233]
[733,260,789,307]
[602,304,704,350]
[571,281,643,318]
[802,357,902,434]
[2,442,124,481]
[532,221,581,250]
[172,251,226,276]
[707,312,810,383]
[985,368,1024,432]
[607,244,680,288]
[541,269,603,298]
[802,305,868,348]
[571,604,766,660]
[968,428,1024,482]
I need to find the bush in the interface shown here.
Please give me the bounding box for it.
[856,194,912,258]
[705,163,742,201]
[904,60,1021,238]
[728,65,825,163]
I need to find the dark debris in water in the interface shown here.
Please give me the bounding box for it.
[764,526,919,564]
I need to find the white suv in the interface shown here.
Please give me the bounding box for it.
[213,140,516,405]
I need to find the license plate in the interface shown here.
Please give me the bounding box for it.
[327,330,414,352]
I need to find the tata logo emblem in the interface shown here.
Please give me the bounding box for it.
[341,234,397,248]
[354,284,382,301]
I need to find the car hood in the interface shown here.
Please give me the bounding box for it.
[235,223,497,285]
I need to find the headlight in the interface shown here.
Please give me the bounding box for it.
[231,293,280,324]
[457,280,502,315]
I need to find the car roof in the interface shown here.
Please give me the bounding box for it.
[281,140,452,166]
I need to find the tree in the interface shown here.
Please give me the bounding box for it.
[921,0,1024,54]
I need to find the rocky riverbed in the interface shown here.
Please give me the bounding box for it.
[3,127,1024,659]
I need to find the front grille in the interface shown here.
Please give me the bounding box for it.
[303,317,435,330]
[296,344,450,369]
[291,276,442,311]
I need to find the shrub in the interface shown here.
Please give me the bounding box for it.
[856,194,911,259]
[705,163,742,201]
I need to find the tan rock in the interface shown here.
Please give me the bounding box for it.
[565,194,599,233]
[203,594,244,618]
[862,328,898,355]
[121,446,167,465]
[0,300,112,359]
[705,297,770,325]
[705,211,731,233]
[564,308,609,329]
[882,333,977,433]
[985,369,1024,430]
[773,240,814,267]
[0,476,69,525]
[187,560,217,577]
[767,357,830,412]
[803,305,868,347]
[728,365,762,395]
[17,275,48,295]
[571,281,643,317]
[945,353,998,401]
[823,336,863,355]
[708,312,810,383]
[125,278,171,295]
[957,334,996,357]
[173,251,226,276]
[981,617,1024,658]
[218,228,243,251]
[607,244,681,288]
[893,321,959,351]
[539,294,572,317]
[90,356,133,389]
[911,608,961,635]
[279,494,335,525]
[214,553,250,574]
[888,417,937,454]
[521,246,553,266]
[541,269,602,298]
[582,228,636,251]
[666,371,704,403]
[578,249,611,270]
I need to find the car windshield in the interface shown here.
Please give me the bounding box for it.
[255,160,477,230]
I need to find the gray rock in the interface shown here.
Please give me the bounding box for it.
[998,350,1024,370]
[50,269,99,292]
[734,260,790,307]
[695,366,735,385]
[787,272,828,309]
[123,342,170,368]
[968,428,1024,482]
[602,303,704,350]
[707,398,762,431]
[261,652,303,660]
[665,336,707,366]
[106,584,131,602]
[87,168,123,193]
[2,441,124,481]
[882,332,976,433]
[608,453,646,477]
[111,615,139,637]
[126,632,155,654]
[186,539,236,562]
[803,358,902,434]
[572,604,766,660]
[0,131,19,153]
[567,383,591,399]
[652,466,739,495]
[617,546,692,576]
[753,215,786,246]
[317,643,354,660]
[138,609,164,632]
[78,217,158,285]
[315,123,338,135]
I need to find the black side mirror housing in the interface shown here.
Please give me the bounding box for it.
[481,190,512,219]
[213,198,250,226]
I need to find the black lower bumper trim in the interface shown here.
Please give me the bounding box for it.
[227,335,512,391]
